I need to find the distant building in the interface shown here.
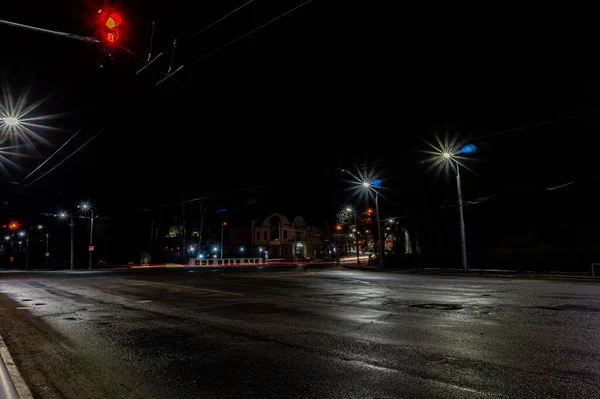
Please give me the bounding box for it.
[251,213,323,259]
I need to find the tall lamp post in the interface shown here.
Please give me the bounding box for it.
[360,181,383,267]
[220,222,227,259]
[442,152,468,272]
[18,231,29,269]
[346,207,361,265]
[79,203,94,269]
[59,212,74,270]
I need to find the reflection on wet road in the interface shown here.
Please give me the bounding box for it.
[1,266,600,398]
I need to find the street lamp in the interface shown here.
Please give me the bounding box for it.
[440,151,468,272]
[78,202,95,269]
[1,116,19,126]
[18,231,29,269]
[341,167,385,267]
[58,212,74,270]
[345,207,361,265]
[360,181,383,267]
[220,222,227,259]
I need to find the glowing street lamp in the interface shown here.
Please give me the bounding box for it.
[58,211,74,270]
[439,151,468,272]
[2,117,19,126]
[78,202,95,269]
[341,167,385,267]
[424,138,476,273]
[344,206,361,265]
[358,180,383,267]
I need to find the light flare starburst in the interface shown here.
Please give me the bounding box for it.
[341,166,386,203]
[423,134,477,178]
[0,78,71,148]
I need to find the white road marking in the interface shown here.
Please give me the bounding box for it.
[344,278,371,285]
[121,279,245,296]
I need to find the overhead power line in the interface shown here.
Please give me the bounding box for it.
[20,126,84,183]
[26,117,120,186]
[181,0,255,46]
[157,0,312,86]
[191,0,312,65]
[0,19,100,43]
[473,108,600,141]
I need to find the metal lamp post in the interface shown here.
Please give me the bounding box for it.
[361,182,383,267]
[58,213,74,270]
[346,207,361,265]
[220,222,226,259]
[79,204,94,269]
[443,152,468,272]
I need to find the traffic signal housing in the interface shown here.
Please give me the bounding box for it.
[97,9,123,44]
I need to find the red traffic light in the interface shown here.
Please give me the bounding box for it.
[99,11,122,29]
[97,9,123,44]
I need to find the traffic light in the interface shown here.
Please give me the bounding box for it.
[97,9,123,44]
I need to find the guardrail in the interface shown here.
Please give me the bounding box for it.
[338,255,372,263]
[191,258,265,266]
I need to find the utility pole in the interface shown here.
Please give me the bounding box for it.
[45,233,49,267]
[25,237,29,269]
[88,209,94,269]
[220,222,226,259]
[70,217,74,270]
[354,213,360,265]
[455,162,468,272]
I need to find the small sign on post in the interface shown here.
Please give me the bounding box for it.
[89,245,95,251]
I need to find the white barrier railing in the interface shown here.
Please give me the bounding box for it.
[339,255,371,263]
[193,258,265,266]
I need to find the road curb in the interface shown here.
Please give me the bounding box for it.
[0,333,33,399]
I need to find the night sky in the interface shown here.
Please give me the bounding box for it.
[2,1,600,227]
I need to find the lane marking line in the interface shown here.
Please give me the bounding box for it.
[0,333,34,399]
[120,279,245,296]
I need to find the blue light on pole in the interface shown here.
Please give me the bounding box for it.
[371,179,382,187]
[459,144,477,154]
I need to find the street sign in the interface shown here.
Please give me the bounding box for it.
[89,245,95,251]
[45,252,50,257]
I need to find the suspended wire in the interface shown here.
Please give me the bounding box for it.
[0,19,100,43]
[157,0,312,86]
[181,0,254,46]
[473,108,600,141]
[191,0,312,66]
[13,1,313,184]
[20,126,84,183]
[26,117,120,186]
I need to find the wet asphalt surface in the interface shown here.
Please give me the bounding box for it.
[1,266,600,398]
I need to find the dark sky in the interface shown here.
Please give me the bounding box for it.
[2,1,600,224]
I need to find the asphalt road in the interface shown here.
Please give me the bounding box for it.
[1,266,600,398]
